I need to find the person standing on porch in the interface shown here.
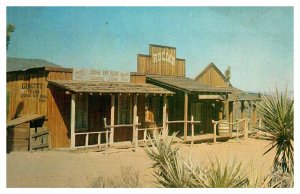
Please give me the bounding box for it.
[145,106,157,137]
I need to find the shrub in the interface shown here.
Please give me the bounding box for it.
[90,166,141,188]
[256,89,294,173]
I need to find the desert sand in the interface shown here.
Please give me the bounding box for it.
[6,138,275,188]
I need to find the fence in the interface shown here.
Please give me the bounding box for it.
[29,127,49,151]
[212,118,249,144]
[166,116,201,145]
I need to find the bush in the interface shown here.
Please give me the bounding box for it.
[90,166,141,188]
[256,89,294,173]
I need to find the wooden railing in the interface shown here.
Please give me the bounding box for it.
[74,130,110,151]
[166,116,201,145]
[212,118,249,144]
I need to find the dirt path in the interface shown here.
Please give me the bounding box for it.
[7,138,275,188]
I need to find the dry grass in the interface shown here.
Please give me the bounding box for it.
[90,166,141,188]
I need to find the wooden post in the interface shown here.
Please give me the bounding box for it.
[184,92,188,141]
[241,101,245,119]
[85,134,89,147]
[213,120,217,144]
[218,102,223,120]
[244,119,248,140]
[133,95,138,144]
[70,94,76,148]
[229,101,233,138]
[225,94,229,120]
[110,95,115,144]
[163,95,167,138]
[191,116,194,146]
[105,130,108,155]
[252,103,257,126]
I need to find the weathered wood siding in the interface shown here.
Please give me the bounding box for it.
[195,66,228,87]
[7,68,72,148]
[7,69,48,121]
[137,45,185,77]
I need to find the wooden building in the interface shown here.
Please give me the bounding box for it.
[194,63,260,126]
[136,45,235,140]
[6,58,73,151]
[7,57,173,151]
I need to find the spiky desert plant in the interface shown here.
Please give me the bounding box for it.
[200,159,249,188]
[256,89,294,173]
[144,133,194,187]
[145,133,250,188]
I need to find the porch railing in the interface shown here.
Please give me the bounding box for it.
[212,118,249,144]
[166,116,201,145]
[74,130,110,154]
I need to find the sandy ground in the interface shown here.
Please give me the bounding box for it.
[6,138,275,188]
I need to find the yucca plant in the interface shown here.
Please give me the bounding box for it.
[200,159,249,188]
[144,133,193,187]
[256,89,294,173]
[145,133,249,188]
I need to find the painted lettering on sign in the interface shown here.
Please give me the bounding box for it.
[152,51,175,65]
[73,68,130,82]
[20,83,47,102]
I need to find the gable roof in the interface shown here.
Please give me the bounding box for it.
[146,75,231,93]
[7,57,63,72]
[194,62,231,86]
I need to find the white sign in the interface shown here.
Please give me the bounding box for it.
[73,68,130,82]
[152,51,175,65]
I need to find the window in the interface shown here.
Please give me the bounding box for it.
[118,96,132,124]
[75,94,88,131]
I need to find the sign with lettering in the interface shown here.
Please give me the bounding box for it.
[20,83,47,102]
[72,68,130,82]
[151,45,176,66]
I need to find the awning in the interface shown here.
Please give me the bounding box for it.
[7,114,45,128]
[198,95,225,101]
[48,80,174,95]
[146,75,231,93]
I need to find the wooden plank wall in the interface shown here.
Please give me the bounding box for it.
[137,45,185,77]
[7,69,48,121]
[7,69,73,148]
[196,67,228,87]
[46,71,72,148]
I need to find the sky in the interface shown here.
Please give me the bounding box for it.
[6,6,294,93]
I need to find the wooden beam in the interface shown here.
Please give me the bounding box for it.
[241,101,245,119]
[229,101,233,138]
[252,103,257,126]
[110,95,115,144]
[70,94,76,148]
[225,94,229,120]
[133,95,138,143]
[198,95,224,100]
[184,92,188,141]
[163,95,167,138]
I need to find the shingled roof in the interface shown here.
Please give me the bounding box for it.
[146,75,231,93]
[7,57,62,72]
[48,80,174,95]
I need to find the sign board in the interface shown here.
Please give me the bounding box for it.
[72,68,130,82]
[150,45,176,66]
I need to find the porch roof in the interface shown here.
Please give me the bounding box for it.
[146,75,231,93]
[228,87,260,101]
[48,80,174,95]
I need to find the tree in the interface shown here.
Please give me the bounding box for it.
[7,24,15,50]
[224,66,231,82]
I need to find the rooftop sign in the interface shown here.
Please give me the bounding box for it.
[72,68,130,82]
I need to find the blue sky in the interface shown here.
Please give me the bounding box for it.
[6,7,293,93]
